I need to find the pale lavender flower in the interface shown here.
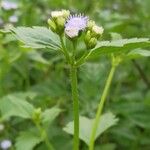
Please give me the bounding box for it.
[9,15,18,23]
[65,14,88,38]
[0,140,12,150]
[1,0,18,10]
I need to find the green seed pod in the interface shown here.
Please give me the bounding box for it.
[48,18,57,32]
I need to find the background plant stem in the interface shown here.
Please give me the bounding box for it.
[70,66,79,150]
[89,64,116,150]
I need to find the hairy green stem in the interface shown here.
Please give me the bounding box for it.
[70,66,79,150]
[75,51,91,67]
[59,36,70,63]
[89,64,116,150]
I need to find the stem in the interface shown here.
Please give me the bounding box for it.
[59,36,70,63]
[70,66,79,150]
[75,51,91,67]
[36,123,54,150]
[72,40,77,64]
[89,64,116,150]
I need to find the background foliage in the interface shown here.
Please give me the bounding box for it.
[0,0,150,150]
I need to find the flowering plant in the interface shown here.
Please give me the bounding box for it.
[0,9,149,150]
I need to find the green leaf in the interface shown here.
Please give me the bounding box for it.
[126,49,150,59]
[28,50,50,65]
[63,112,118,145]
[42,107,61,127]
[88,38,150,59]
[15,131,42,150]
[0,92,35,119]
[110,32,122,40]
[11,26,61,50]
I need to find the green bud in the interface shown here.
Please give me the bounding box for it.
[87,37,97,49]
[51,11,64,19]
[32,108,42,123]
[48,19,57,32]
[87,20,95,30]
[91,25,104,39]
[84,30,92,44]
[55,17,66,34]
[62,10,70,18]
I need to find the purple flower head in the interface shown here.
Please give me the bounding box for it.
[0,139,12,150]
[65,14,88,38]
[1,0,18,10]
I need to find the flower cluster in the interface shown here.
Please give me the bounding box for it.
[48,10,70,35]
[48,10,104,49]
[85,20,104,49]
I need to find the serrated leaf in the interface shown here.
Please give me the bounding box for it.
[0,92,35,119]
[63,112,118,145]
[15,131,42,150]
[42,107,61,127]
[11,26,61,50]
[88,38,150,59]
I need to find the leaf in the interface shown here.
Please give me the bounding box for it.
[63,112,118,145]
[126,49,150,59]
[110,32,122,40]
[28,51,50,65]
[42,107,61,127]
[11,26,61,50]
[15,131,42,150]
[88,38,150,59]
[0,92,35,119]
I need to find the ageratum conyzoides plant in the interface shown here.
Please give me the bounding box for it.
[4,9,150,150]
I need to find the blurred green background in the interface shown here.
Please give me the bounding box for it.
[0,0,150,150]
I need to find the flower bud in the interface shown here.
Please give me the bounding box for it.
[56,17,66,34]
[32,108,42,123]
[48,19,57,32]
[87,37,97,49]
[51,11,64,18]
[87,20,95,30]
[92,25,104,39]
[51,10,70,19]
[49,10,70,35]
[62,10,70,18]
[84,30,92,43]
